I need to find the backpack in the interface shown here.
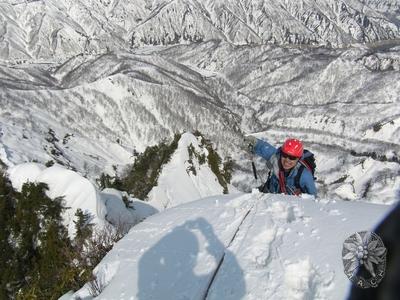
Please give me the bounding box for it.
[294,149,316,191]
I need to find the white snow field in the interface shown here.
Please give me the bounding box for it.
[64,191,392,300]
[6,133,396,299]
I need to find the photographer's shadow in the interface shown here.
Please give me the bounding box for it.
[137,217,245,299]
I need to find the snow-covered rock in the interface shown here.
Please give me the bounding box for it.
[7,163,152,238]
[148,132,239,210]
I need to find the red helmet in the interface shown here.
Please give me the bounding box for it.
[282,138,303,158]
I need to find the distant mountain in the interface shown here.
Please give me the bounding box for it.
[1,40,399,203]
[1,0,400,62]
[130,0,400,48]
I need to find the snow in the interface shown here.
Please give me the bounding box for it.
[5,130,235,236]
[4,125,398,300]
[6,135,395,299]
[333,158,400,204]
[66,191,393,300]
[1,42,399,204]
[8,163,105,237]
[0,2,398,298]
[364,116,400,143]
[7,163,153,238]
[148,132,238,210]
[2,0,399,63]
[7,162,46,191]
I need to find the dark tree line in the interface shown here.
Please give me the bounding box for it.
[120,133,182,200]
[113,131,233,199]
[0,170,118,300]
[193,131,233,194]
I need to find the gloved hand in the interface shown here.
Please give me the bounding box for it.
[244,135,257,153]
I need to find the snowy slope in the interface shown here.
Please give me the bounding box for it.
[7,163,156,237]
[6,132,231,234]
[65,191,392,300]
[148,132,238,210]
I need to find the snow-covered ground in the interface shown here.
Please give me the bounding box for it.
[62,191,392,300]
[7,163,156,238]
[148,133,238,210]
[6,132,231,236]
[5,133,398,299]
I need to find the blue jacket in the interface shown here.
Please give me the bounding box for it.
[253,139,317,196]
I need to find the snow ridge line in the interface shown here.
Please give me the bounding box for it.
[202,196,256,300]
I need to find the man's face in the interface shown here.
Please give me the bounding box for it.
[281,153,299,171]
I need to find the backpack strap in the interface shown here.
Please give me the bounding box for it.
[300,150,317,179]
[259,170,272,193]
[278,170,287,194]
[294,164,305,192]
[299,159,312,172]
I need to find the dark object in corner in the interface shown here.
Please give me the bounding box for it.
[347,201,400,300]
